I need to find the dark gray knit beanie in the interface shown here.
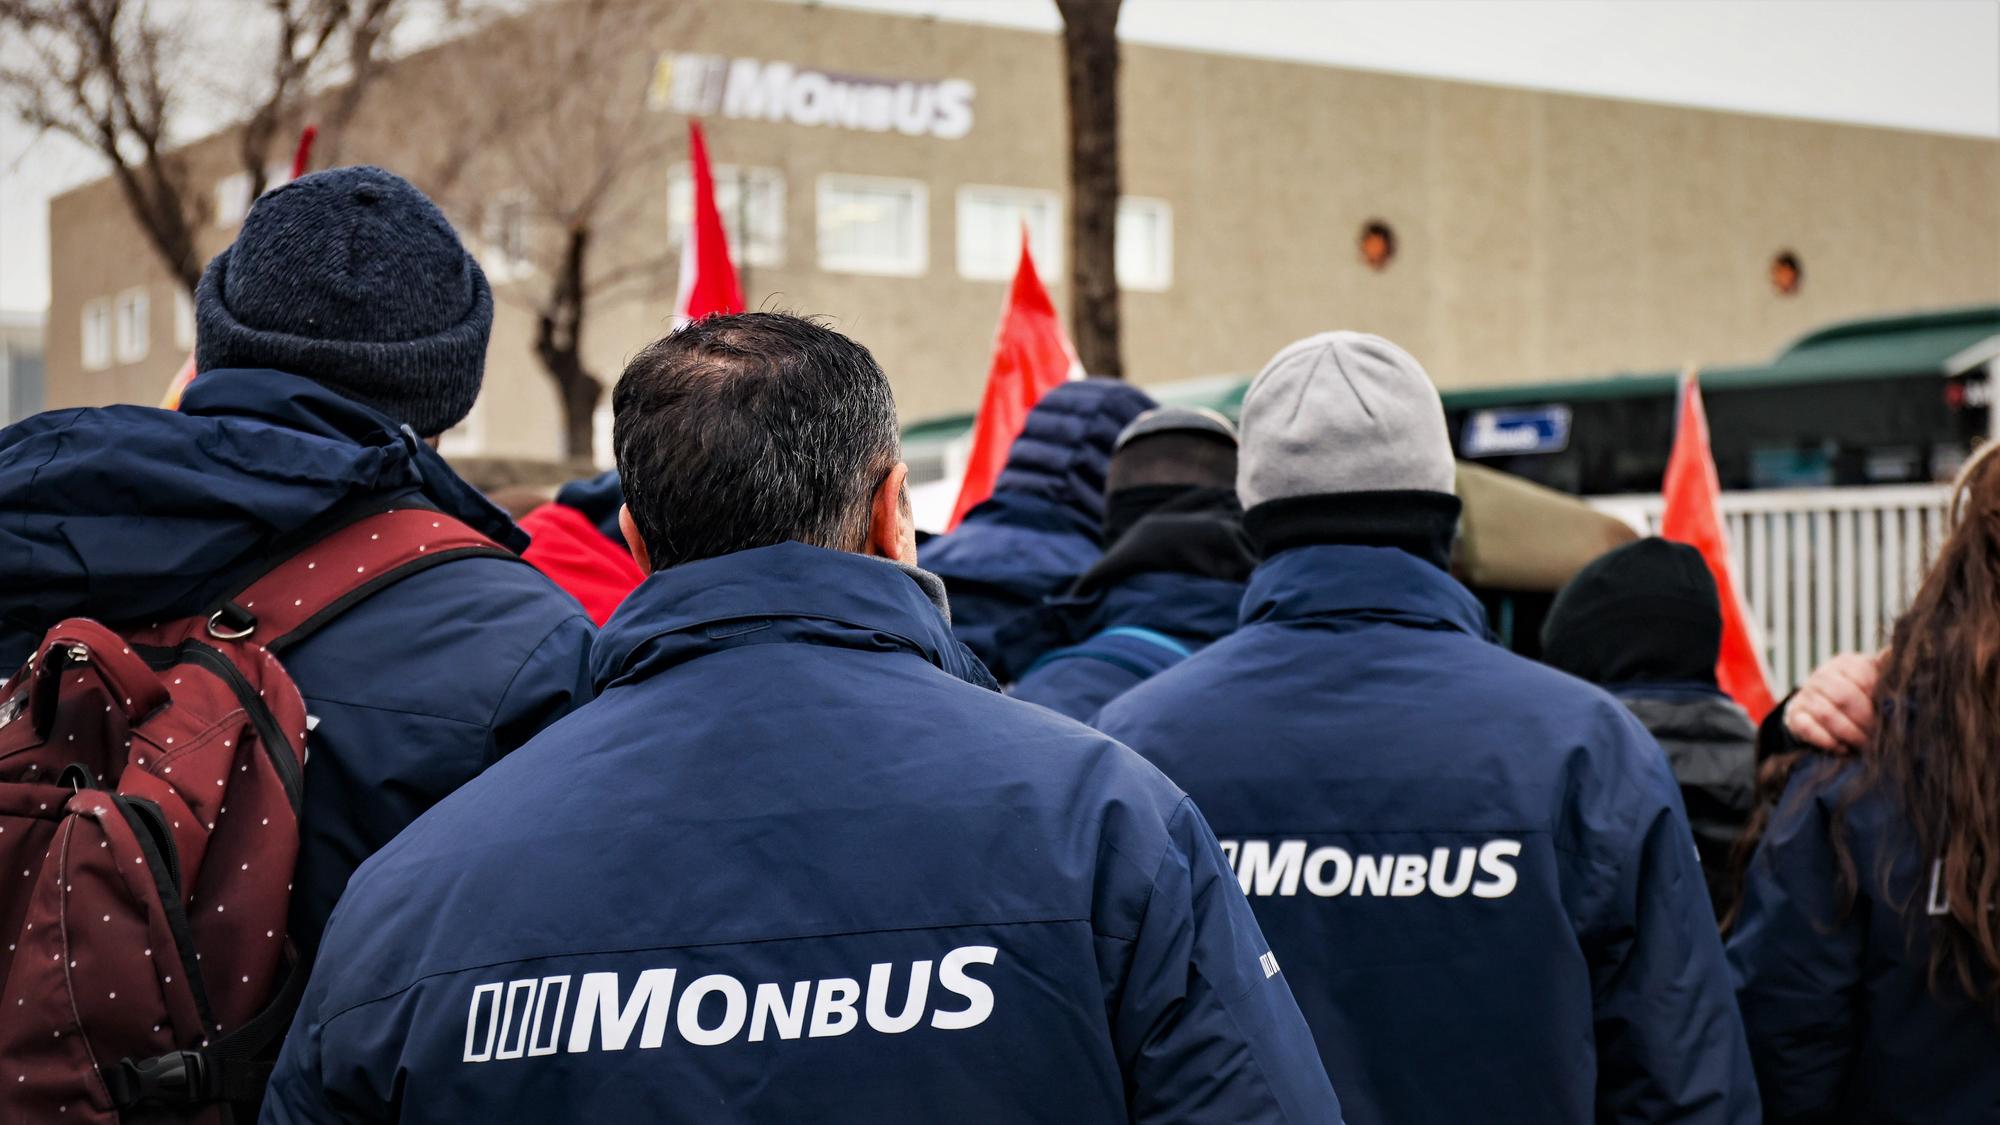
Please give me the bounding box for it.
[195,165,492,436]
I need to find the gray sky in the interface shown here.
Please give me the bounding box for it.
[4,0,1996,314]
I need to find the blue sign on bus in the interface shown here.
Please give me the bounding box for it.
[1462,405,1573,457]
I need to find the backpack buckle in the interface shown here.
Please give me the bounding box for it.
[106,1049,216,1109]
[206,602,257,641]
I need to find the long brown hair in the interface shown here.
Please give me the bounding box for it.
[1723,444,2000,1005]
[1865,442,2000,1004]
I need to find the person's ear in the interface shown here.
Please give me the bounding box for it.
[866,462,917,566]
[619,505,655,574]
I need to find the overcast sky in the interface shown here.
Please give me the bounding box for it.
[3,0,1996,314]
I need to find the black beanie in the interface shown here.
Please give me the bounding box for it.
[195,165,493,437]
[1542,537,1723,686]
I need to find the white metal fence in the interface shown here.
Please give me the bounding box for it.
[1589,485,1953,691]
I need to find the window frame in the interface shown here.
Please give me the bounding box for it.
[174,288,197,351]
[113,287,150,365]
[1116,196,1175,292]
[79,298,113,371]
[815,173,929,278]
[955,184,1062,282]
[668,163,788,270]
[481,191,535,282]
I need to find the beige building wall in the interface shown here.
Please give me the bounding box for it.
[43,0,2000,462]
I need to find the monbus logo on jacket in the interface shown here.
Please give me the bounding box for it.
[1219,839,1522,898]
[463,946,998,1059]
[263,545,1340,1123]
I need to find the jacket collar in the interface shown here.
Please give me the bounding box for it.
[1241,544,1492,640]
[180,368,526,550]
[591,542,992,691]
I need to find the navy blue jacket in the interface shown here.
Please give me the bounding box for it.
[1097,545,1758,1125]
[920,379,1155,673]
[262,543,1339,1123]
[1010,572,1242,721]
[1728,758,2000,1124]
[1008,493,1253,720]
[0,371,595,950]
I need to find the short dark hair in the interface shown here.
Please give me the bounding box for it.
[1107,431,1239,494]
[612,313,901,569]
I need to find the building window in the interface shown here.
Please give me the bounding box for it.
[80,299,112,371]
[482,194,533,281]
[817,175,927,277]
[215,172,253,228]
[1116,197,1173,291]
[174,288,196,350]
[669,164,786,269]
[113,288,149,364]
[956,185,1060,281]
[213,164,287,228]
[592,398,615,470]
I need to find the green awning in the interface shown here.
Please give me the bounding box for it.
[902,305,2000,440]
[1440,305,2000,410]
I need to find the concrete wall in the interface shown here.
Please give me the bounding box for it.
[43,0,2000,460]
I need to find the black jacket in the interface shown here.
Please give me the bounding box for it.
[1615,687,1757,917]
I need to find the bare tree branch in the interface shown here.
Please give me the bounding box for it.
[408,0,696,464]
[0,0,429,295]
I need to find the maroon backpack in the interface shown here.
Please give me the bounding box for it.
[0,506,515,1123]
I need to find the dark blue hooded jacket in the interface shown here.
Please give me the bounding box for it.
[0,370,595,950]
[1728,757,2000,1124]
[262,542,1340,1124]
[1096,545,1758,1125]
[919,379,1155,674]
[1007,492,1255,721]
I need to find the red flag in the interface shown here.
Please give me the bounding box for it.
[1660,370,1776,721]
[674,120,745,322]
[288,125,319,180]
[948,230,1079,529]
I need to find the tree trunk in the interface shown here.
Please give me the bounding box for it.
[534,226,604,466]
[1055,0,1124,380]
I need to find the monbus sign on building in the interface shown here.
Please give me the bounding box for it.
[42,0,2000,467]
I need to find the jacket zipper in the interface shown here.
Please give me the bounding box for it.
[110,793,217,1035]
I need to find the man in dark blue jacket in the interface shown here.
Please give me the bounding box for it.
[919,378,1155,676]
[1008,407,1256,720]
[1097,331,1756,1125]
[0,166,595,951]
[263,313,1339,1124]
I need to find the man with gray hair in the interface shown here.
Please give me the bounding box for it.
[264,313,1340,1123]
[1097,331,1756,1125]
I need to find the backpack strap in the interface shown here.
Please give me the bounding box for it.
[203,507,521,655]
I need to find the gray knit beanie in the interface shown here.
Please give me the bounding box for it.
[195,165,492,437]
[1236,330,1455,508]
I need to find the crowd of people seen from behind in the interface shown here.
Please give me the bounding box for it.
[1,165,1996,1125]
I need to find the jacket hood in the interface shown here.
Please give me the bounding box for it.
[986,494,1253,680]
[1243,543,1492,640]
[0,368,523,661]
[590,541,994,692]
[968,378,1156,537]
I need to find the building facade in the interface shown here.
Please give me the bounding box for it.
[43,0,2000,467]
